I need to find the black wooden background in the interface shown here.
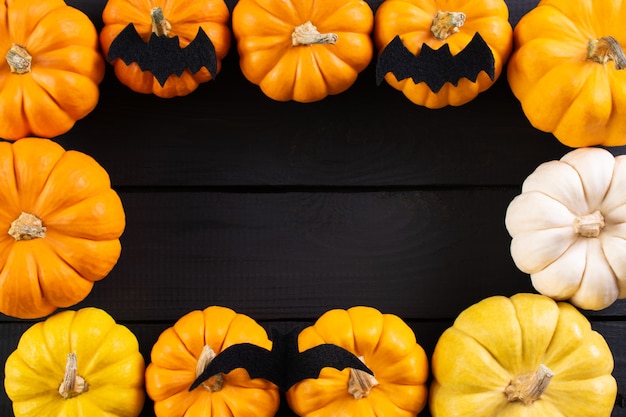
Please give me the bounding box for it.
[2,1,626,416]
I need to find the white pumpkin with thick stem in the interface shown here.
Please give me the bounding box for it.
[505,147,626,310]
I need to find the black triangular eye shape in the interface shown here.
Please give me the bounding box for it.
[189,327,373,392]
[108,24,218,86]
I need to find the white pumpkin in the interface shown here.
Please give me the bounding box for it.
[505,147,626,310]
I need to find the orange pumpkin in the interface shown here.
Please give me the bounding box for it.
[286,306,429,417]
[100,0,231,98]
[232,0,374,103]
[0,138,125,319]
[0,0,105,140]
[507,0,626,147]
[374,0,513,108]
[145,305,281,417]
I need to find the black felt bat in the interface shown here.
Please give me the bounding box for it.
[189,327,373,392]
[107,24,217,87]
[376,32,495,93]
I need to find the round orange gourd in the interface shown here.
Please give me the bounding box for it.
[145,305,281,417]
[374,0,513,108]
[232,0,374,103]
[286,306,429,417]
[0,0,105,140]
[507,0,626,147]
[4,307,145,417]
[0,138,125,319]
[430,293,617,417]
[100,0,231,98]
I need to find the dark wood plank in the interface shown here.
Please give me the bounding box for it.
[0,189,537,323]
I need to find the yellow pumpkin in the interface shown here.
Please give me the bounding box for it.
[232,0,374,103]
[4,307,145,417]
[286,306,429,417]
[374,0,513,108]
[0,0,105,140]
[0,138,126,319]
[145,305,281,417]
[430,293,617,417]
[507,0,626,147]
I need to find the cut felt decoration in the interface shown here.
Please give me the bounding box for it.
[190,327,373,392]
[107,24,217,86]
[376,33,495,93]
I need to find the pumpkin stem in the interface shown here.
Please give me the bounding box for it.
[8,212,46,241]
[347,356,378,399]
[587,36,626,70]
[574,210,605,238]
[504,364,553,405]
[431,11,466,41]
[59,353,89,399]
[292,21,338,46]
[195,345,224,392]
[5,44,32,74]
[151,7,172,37]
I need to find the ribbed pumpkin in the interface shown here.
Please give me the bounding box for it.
[0,0,104,140]
[4,307,145,417]
[0,138,125,319]
[286,306,429,417]
[374,0,513,108]
[100,0,231,98]
[507,0,626,147]
[232,0,374,103]
[430,293,617,417]
[145,305,281,417]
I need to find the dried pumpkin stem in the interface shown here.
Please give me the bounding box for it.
[6,44,32,74]
[587,36,626,70]
[431,11,466,41]
[574,210,605,238]
[195,345,224,392]
[59,353,89,399]
[347,356,378,399]
[292,21,338,46]
[504,364,553,405]
[151,7,172,37]
[8,212,46,241]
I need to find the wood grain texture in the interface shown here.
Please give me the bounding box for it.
[2,0,626,416]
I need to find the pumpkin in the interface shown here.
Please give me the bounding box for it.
[505,147,626,311]
[0,138,125,319]
[4,307,145,417]
[430,293,617,417]
[507,0,626,147]
[145,305,281,417]
[100,0,231,98]
[373,0,513,108]
[0,0,105,140]
[231,0,374,103]
[285,306,429,417]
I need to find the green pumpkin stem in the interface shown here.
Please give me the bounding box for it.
[6,44,32,74]
[59,353,89,399]
[504,364,554,405]
[587,36,626,69]
[292,21,338,46]
[431,11,466,41]
[151,7,172,37]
